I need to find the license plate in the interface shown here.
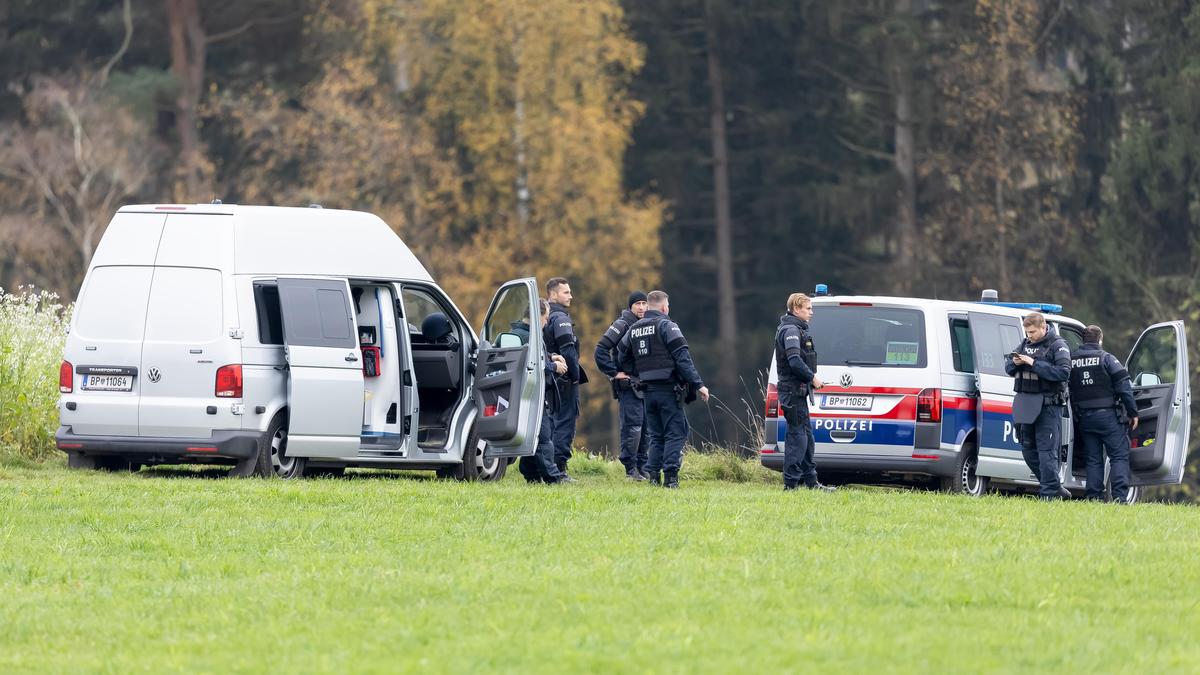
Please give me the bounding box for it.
[81,374,133,392]
[821,394,873,411]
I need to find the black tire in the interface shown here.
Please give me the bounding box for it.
[449,427,507,482]
[942,442,988,497]
[1112,484,1140,505]
[229,413,304,479]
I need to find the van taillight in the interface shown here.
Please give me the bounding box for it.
[215,364,243,398]
[59,361,73,393]
[917,388,942,423]
[765,383,779,418]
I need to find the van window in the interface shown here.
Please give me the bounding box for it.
[144,268,222,342]
[810,306,927,368]
[970,314,1024,376]
[402,286,459,343]
[949,318,974,373]
[73,266,153,341]
[253,283,284,345]
[1057,324,1084,352]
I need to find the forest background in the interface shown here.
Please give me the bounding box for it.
[2,0,1198,495]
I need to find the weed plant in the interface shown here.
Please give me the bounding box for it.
[0,287,70,460]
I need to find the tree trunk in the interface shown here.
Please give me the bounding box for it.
[166,0,207,200]
[891,0,918,294]
[705,2,738,439]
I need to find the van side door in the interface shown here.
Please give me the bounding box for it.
[967,312,1031,480]
[471,278,544,458]
[277,277,364,457]
[1126,321,1191,486]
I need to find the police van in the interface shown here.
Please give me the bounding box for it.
[760,288,1191,502]
[56,203,546,480]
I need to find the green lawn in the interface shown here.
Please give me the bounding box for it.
[2,458,1198,673]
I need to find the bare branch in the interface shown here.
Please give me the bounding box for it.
[835,134,894,162]
[809,60,892,96]
[97,0,133,85]
[206,14,299,44]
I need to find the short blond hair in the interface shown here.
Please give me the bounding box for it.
[787,293,812,312]
[1022,313,1047,328]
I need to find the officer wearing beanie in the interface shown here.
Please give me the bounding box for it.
[1069,324,1139,502]
[595,291,650,479]
[1005,312,1072,500]
[775,292,834,491]
[544,277,588,478]
[615,290,709,488]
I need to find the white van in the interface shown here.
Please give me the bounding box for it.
[56,204,545,480]
[760,291,1191,501]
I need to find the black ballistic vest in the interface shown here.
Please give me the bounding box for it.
[1069,346,1116,409]
[774,315,817,389]
[1013,337,1066,396]
[597,310,637,360]
[629,315,677,382]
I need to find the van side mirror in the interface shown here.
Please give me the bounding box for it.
[1135,372,1161,386]
[495,332,523,349]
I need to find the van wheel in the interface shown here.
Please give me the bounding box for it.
[942,443,988,496]
[449,428,507,482]
[266,419,306,479]
[1115,485,1141,505]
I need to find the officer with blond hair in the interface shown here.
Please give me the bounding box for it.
[774,293,834,491]
[1005,312,1072,500]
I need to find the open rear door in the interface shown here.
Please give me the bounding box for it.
[278,277,364,458]
[471,278,544,458]
[1126,321,1191,486]
[968,312,1032,480]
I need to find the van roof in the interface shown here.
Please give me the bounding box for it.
[112,204,433,281]
[810,295,1086,328]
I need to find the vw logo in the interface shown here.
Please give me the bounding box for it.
[840,372,853,388]
[147,367,161,383]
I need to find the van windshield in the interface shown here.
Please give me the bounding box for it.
[808,305,927,368]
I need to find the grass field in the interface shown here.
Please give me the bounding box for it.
[2,455,1199,673]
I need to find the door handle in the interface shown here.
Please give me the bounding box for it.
[346,352,360,362]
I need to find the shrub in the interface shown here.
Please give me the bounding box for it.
[0,287,70,460]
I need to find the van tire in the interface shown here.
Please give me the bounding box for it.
[942,443,988,497]
[445,427,507,482]
[229,414,300,479]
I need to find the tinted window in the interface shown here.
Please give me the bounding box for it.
[253,283,283,345]
[73,266,153,341]
[810,306,927,368]
[949,318,975,373]
[969,313,1023,376]
[278,279,356,349]
[144,267,222,342]
[1128,326,1178,386]
[1057,324,1084,352]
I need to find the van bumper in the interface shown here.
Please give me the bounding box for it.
[55,426,261,460]
[759,447,958,478]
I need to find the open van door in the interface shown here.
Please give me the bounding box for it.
[968,312,1031,480]
[471,278,545,458]
[277,278,364,458]
[1126,321,1191,486]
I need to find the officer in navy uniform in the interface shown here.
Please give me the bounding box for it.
[544,277,587,477]
[1068,324,1139,502]
[616,290,709,488]
[594,291,649,480]
[518,298,573,484]
[1005,312,1072,500]
[775,292,835,492]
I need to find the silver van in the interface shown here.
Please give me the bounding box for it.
[56,204,545,480]
[760,292,1191,501]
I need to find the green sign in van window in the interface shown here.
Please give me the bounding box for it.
[885,341,920,365]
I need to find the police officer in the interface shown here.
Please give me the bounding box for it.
[545,277,587,477]
[1005,313,1072,500]
[775,293,835,492]
[595,291,649,480]
[616,290,709,488]
[518,299,574,484]
[1069,324,1139,503]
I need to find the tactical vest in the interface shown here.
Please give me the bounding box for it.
[629,315,677,383]
[1069,346,1116,409]
[774,317,817,389]
[547,307,578,353]
[1012,338,1066,396]
[597,311,636,358]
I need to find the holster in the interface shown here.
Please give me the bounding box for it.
[1115,405,1131,426]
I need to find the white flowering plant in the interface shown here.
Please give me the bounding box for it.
[0,287,71,460]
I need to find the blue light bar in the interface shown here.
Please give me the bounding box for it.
[814,283,829,296]
[979,301,1063,314]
